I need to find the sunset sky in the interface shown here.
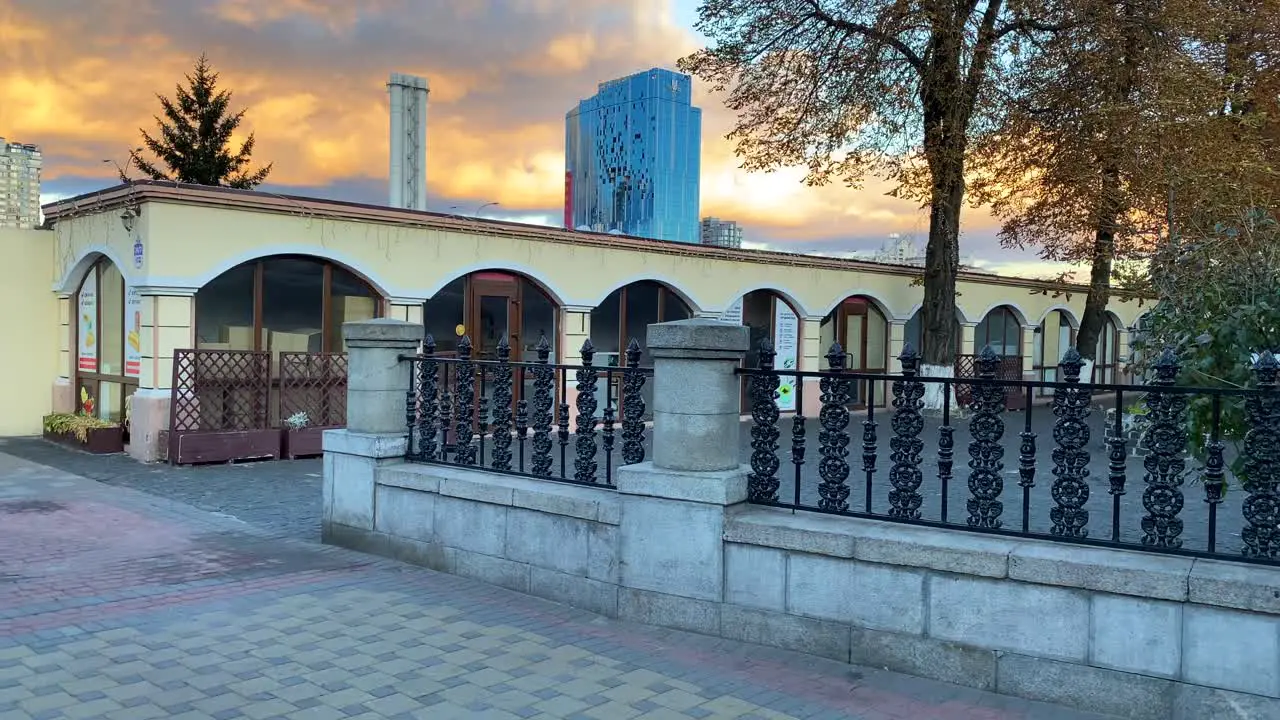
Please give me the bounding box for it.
[2,0,1072,278]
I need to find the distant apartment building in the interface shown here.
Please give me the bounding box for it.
[699,217,743,249]
[564,68,702,243]
[0,138,42,229]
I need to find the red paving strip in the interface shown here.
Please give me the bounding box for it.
[0,566,373,639]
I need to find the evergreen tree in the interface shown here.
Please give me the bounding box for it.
[128,54,272,189]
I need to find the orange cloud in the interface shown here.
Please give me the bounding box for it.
[1,0,1006,252]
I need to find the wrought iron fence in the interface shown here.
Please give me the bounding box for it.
[279,352,348,427]
[403,333,653,486]
[738,341,1280,566]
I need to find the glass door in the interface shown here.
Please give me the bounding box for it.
[468,276,523,420]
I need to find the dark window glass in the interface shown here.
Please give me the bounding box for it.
[262,257,325,362]
[330,265,377,351]
[423,278,465,356]
[195,262,256,350]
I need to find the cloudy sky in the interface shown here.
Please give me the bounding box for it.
[3,0,1068,277]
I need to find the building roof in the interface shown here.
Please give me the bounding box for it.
[42,180,1144,300]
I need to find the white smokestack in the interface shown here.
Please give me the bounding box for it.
[387,72,429,210]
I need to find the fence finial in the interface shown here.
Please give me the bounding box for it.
[898,342,919,375]
[1060,347,1084,382]
[826,342,847,372]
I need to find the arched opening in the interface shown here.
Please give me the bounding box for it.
[975,305,1024,358]
[904,310,963,359]
[820,296,889,407]
[422,272,558,363]
[1095,314,1122,384]
[1033,309,1078,397]
[723,290,803,411]
[195,255,382,357]
[74,256,138,437]
[589,280,692,364]
[590,281,692,416]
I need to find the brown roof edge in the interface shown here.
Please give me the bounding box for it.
[42,180,1149,300]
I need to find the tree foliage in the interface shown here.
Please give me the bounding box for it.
[1130,206,1280,482]
[678,0,1062,368]
[128,54,272,189]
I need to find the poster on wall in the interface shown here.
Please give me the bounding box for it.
[124,285,143,378]
[77,271,98,372]
[773,302,799,412]
[720,296,744,325]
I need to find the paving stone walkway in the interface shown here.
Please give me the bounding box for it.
[0,444,1121,719]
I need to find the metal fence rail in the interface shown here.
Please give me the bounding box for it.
[737,341,1280,566]
[403,333,654,487]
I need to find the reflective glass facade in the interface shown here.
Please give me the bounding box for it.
[565,68,701,243]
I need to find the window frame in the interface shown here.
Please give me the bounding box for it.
[74,258,137,427]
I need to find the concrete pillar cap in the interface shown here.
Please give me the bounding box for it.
[646,318,749,358]
[342,318,423,346]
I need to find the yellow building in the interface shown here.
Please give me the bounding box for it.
[17,181,1146,462]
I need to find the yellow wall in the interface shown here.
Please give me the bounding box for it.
[76,201,1145,329]
[0,229,58,435]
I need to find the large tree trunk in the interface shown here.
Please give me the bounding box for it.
[919,145,964,410]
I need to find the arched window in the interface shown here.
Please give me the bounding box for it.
[975,306,1023,358]
[1096,316,1121,384]
[194,256,381,359]
[75,258,138,429]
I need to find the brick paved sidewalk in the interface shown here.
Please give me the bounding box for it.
[0,450,1117,720]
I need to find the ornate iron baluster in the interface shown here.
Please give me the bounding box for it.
[938,388,954,522]
[530,335,555,476]
[515,394,529,472]
[966,346,1006,528]
[621,339,647,465]
[888,344,925,519]
[490,337,514,472]
[602,373,616,483]
[1242,350,1280,559]
[818,343,851,512]
[558,360,571,476]
[1140,349,1188,548]
[477,365,489,465]
[575,340,599,483]
[440,363,455,458]
[1050,348,1090,537]
[453,337,477,466]
[748,339,782,502]
[416,335,439,461]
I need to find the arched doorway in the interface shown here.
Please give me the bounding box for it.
[820,296,889,407]
[724,289,803,412]
[422,272,559,363]
[1034,309,1078,396]
[73,256,138,437]
[975,305,1024,359]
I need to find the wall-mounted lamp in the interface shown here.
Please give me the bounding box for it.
[120,205,140,233]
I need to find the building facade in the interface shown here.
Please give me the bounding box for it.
[564,68,701,243]
[0,138,42,229]
[21,181,1147,462]
[700,217,743,249]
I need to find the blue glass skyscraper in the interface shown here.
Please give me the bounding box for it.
[565,68,702,243]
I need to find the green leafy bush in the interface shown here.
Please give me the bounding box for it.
[43,413,119,443]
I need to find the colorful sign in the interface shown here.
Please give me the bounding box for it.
[77,271,98,372]
[773,302,799,412]
[720,296,744,325]
[124,285,143,378]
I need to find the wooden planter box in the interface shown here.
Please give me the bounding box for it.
[281,426,338,459]
[168,429,281,465]
[43,425,124,454]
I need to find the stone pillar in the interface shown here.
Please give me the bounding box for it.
[129,292,196,462]
[53,295,74,413]
[961,322,978,356]
[615,318,750,635]
[559,306,593,427]
[799,316,824,417]
[322,318,422,544]
[1021,325,1037,379]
